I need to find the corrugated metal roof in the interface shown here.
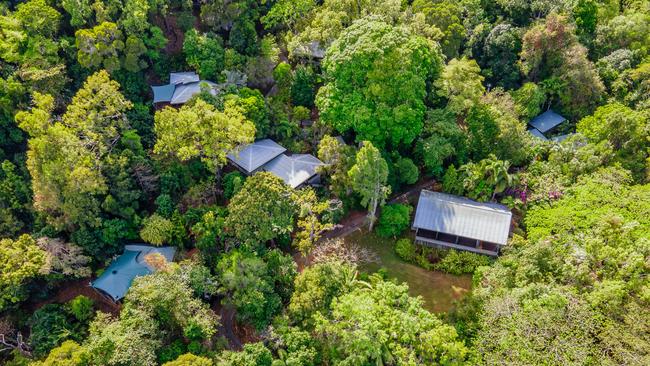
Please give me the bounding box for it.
[91,245,176,302]
[169,71,200,85]
[170,81,219,105]
[151,84,175,103]
[227,139,287,174]
[263,154,324,188]
[412,190,512,245]
[529,110,567,133]
[528,128,548,140]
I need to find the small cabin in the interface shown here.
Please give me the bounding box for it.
[151,72,220,105]
[91,245,176,302]
[527,110,573,142]
[412,190,512,256]
[227,139,324,189]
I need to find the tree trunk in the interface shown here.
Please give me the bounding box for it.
[368,195,378,232]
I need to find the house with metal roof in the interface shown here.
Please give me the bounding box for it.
[412,190,512,256]
[262,154,324,188]
[91,245,176,302]
[227,139,287,175]
[527,109,574,142]
[151,72,220,105]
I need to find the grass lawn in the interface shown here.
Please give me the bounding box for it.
[345,230,472,314]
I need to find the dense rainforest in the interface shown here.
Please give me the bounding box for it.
[0,0,648,365]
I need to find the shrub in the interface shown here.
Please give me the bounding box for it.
[140,214,174,246]
[433,249,492,275]
[375,204,413,238]
[66,295,94,323]
[291,65,316,108]
[292,105,311,122]
[395,157,419,185]
[395,238,416,262]
[223,171,245,199]
[29,304,79,358]
[155,194,175,218]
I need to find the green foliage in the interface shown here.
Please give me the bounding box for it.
[217,342,273,366]
[225,172,296,247]
[433,250,492,275]
[29,304,82,358]
[229,19,259,56]
[164,353,213,366]
[0,234,46,310]
[314,275,469,365]
[520,13,604,118]
[31,340,86,366]
[317,18,442,149]
[418,108,466,176]
[154,99,255,173]
[223,171,245,200]
[155,194,175,218]
[291,65,317,108]
[577,103,648,180]
[394,238,416,262]
[393,157,419,186]
[75,22,124,72]
[140,213,174,246]
[375,204,412,238]
[217,249,285,329]
[288,261,357,328]
[126,262,219,342]
[226,88,270,139]
[183,30,225,80]
[66,295,95,323]
[511,82,546,120]
[436,57,485,116]
[348,142,390,230]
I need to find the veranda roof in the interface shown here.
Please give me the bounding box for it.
[529,110,567,134]
[91,245,176,302]
[412,190,512,245]
[227,139,287,174]
[528,128,548,140]
[263,154,324,188]
[170,81,219,105]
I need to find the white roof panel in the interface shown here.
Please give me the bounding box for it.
[263,154,324,188]
[170,81,219,105]
[227,139,287,174]
[169,72,200,85]
[412,190,512,245]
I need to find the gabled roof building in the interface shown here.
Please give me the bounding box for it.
[527,109,574,142]
[412,190,512,256]
[227,139,324,189]
[91,245,176,302]
[262,154,324,188]
[151,72,220,105]
[226,139,287,175]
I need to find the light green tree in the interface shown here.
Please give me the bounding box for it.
[75,22,124,72]
[435,57,485,116]
[153,99,255,173]
[348,142,390,231]
[0,234,46,310]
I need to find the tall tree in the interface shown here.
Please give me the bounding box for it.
[153,99,255,174]
[224,172,296,247]
[348,142,390,231]
[435,57,486,117]
[316,18,442,150]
